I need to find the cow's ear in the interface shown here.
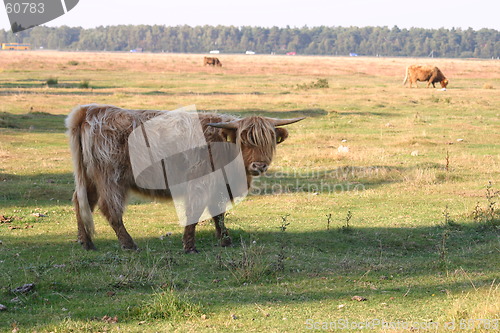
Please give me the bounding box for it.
[221,128,237,143]
[275,127,289,144]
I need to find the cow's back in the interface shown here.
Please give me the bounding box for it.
[67,104,238,189]
[67,105,163,186]
[408,65,433,81]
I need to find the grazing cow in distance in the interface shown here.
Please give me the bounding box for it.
[204,56,222,67]
[403,65,449,88]
[66,104,304,253]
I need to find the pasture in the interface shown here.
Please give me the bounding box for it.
[0,51,499,332]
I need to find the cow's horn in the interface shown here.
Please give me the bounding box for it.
[270,117,306,126]
[207,121,238,129]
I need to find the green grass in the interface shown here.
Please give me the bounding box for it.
[0,52,499,332]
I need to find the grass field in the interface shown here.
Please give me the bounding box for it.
[0,51,499,332]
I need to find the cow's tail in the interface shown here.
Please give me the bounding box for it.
[403,66,409,86]
[66,105,95,238]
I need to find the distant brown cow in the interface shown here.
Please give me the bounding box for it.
[403,65,449,88]
[66,104,303,253]
[204,56,222,67]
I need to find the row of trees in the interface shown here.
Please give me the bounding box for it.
[1,25,498,58]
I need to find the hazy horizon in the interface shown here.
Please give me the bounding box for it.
[1,0,499,32]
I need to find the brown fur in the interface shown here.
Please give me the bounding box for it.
[66,104,299,253]
[403,65,449,88]
[204,56,222,67]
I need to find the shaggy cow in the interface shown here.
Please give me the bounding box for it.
[66,104,303,253]
[204,56,222,67]
[403,65,449,88]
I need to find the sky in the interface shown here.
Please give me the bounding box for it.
[1,0,499,31]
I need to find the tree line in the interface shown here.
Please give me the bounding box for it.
[1,25,498,58]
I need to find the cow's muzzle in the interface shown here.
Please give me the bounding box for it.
[249,162,268,176]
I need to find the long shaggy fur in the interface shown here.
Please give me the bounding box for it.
[66,104,296,252]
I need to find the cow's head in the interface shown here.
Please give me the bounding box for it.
[440,79,449,88]
[208,116,304,176]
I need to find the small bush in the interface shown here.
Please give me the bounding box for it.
[46,77,58,86]
[470,181,500,226]
[296,78,329,90]
[67,60,79,66]
[311,78,329,88]
[339,210,353,232]
[79,80,90,89]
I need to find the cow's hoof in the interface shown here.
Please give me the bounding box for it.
[121,243,139,251]
[220,237,232,247]
[184,248,199,254]
[81,241,96,250]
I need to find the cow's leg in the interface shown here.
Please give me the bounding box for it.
[213,213,232,247]
[428,74,436,88]
[183,223,198,253]
[182,188,208,253]
[206,186,232,246]
[74,189,97,250]
[183,207,207,253]
[98,186,137,250]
